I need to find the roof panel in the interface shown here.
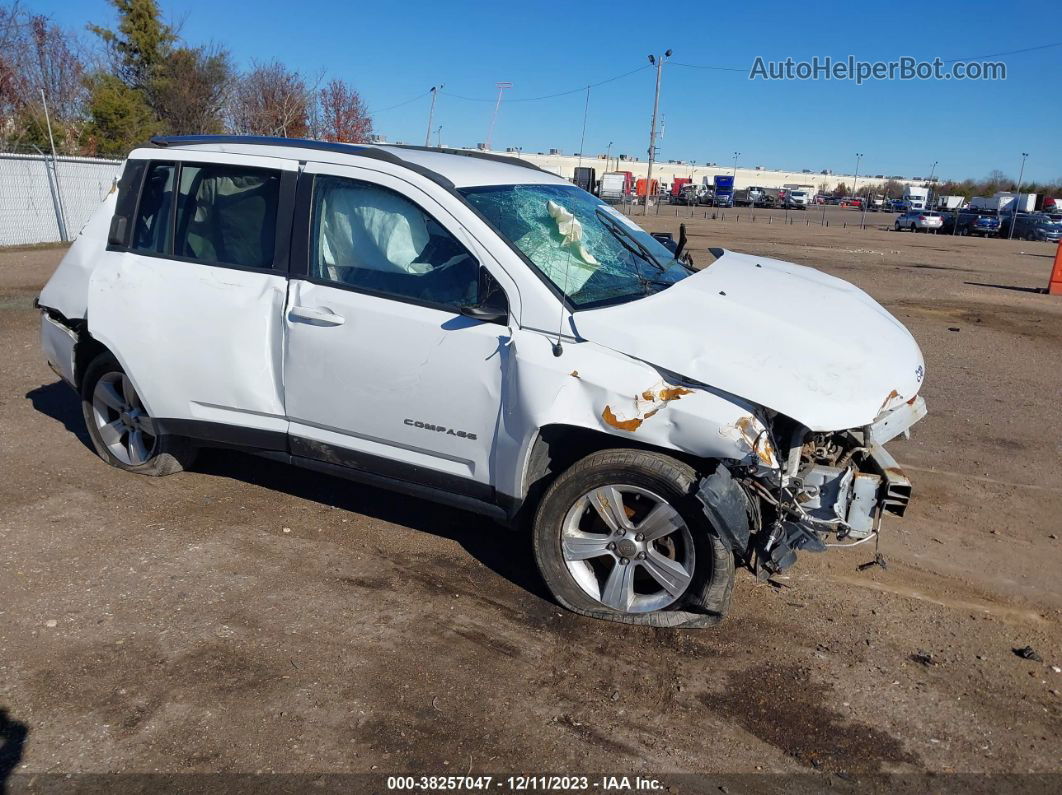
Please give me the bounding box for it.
[147,135,569,189]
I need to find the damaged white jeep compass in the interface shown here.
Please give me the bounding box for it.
[38,136,927,627]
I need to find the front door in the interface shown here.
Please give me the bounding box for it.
[282,163,509,497]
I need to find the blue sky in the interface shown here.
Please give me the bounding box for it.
[34,0,1062,182]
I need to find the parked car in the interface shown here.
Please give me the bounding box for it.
[1002,212,1062,242]
[941,211,1001,237]
[37,135,927,628]
[895,210,944,233]
[672,184,700,206]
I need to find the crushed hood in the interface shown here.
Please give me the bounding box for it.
[572,250,925,431]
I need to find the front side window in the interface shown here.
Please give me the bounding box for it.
[174,164,280,268]
[459,183,691,308]
[132,162,174,254]
[310,175,479,309]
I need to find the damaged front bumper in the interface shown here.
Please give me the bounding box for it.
[697,396,926,576]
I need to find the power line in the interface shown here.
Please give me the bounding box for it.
[669,62,744,72]
[939,40,1062,63]
[441,64,651,104]
[366,90,432,116]
[669,40,1062,72]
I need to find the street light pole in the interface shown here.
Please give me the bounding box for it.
[852,153,863,203]
[732,150,740,176]
[644,49,670,214]
[1008,152,1029,240]
[605,140,613,174]
[435,125,443,148]
[927,160,938,207]
[39,88,67,241]
[424,85,443,147]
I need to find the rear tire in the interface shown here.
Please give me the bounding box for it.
[81,353,196,476]
[532,449,735,627]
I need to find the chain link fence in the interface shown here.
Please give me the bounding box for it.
[0,151,122,247]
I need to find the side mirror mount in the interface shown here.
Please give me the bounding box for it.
[459,264,509,325]
[108,215,129,247]
[460,303,508,324]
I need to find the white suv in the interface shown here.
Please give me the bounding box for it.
[38,136,927,627]
[895,210,944,233]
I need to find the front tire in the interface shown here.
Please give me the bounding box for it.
[81,353,195,476]
[532,450,735,627]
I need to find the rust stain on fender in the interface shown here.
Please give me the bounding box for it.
[602,383,693,433]
[879,389,901,413]
[658,386,693,401]
[735,415,759,444]
[733,415,775,466]
[602,405,644,432]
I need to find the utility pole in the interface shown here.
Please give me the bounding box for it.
[852,153,863,202]
[425,85,443,147]
[486,81,511,152]
[644,50,671,214]
[1008,152,1029,240]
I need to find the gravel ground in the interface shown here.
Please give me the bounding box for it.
[0,213,1060,786]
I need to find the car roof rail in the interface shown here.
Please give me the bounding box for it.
[383,143,553,176]
[147,135,457,190]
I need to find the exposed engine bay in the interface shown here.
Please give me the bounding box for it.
[700,396,927,577]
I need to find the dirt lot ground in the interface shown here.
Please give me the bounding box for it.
[1,208,1060,788]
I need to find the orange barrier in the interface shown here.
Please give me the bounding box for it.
[1050,242,1062,296]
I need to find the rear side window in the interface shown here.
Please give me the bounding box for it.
[132,162,175,254]
[175,164,280,269]
[108,159,147,248]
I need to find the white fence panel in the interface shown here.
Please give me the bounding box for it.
[0,153,122,246]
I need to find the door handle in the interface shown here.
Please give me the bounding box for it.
[289,305,346,326]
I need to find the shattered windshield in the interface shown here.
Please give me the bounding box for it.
[459,184,692,308]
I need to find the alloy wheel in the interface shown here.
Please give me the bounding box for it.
[560,485,695,614]
[90,372,157,466]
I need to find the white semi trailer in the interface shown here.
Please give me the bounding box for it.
[903,186,930,210]
[935,195,964,210]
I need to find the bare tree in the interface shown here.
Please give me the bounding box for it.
[0,4,88,152]
[318,78,372,143]
[153,44,231,135]
[983,169,1010,194]
[0,4,23,122]
[228,60,311,138]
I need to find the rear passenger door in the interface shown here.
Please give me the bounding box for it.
[89,153,297,444]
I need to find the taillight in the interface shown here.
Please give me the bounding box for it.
[918,215,927,221]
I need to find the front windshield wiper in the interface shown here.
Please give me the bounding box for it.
[594,206,668,273]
